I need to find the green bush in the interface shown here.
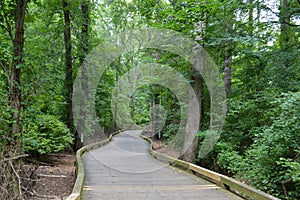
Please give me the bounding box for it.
[196,139,246,175]
[198,92,300,199]
[217,146,245,175]
[23,115,73,154]
[243,92,300,199]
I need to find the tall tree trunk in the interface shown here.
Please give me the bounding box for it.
[223,4,233,97]
[81,0,89,59]
[10,0,27,151]
[63,0,74,145]
[152,30,161,136]
[7,1,28,198]
[181,13,205,162]
[75,0,89,149]
[278,0,296,90]
[181,66,203,162]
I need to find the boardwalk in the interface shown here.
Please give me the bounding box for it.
[81,130,243,200]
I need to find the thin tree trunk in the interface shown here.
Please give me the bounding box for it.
[279,0,293,52]
[248,0,254,36]
[10,0,27,151]
[131,55,135,120]
[223,3,233,97]
[224,55,232,96]
[114,61,119,132]
[278,0,296,90]
[63,0,74,145]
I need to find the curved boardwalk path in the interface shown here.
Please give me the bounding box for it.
[81,130,243,200]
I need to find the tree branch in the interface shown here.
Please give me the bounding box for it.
[260,4,279,17]
[36,174,68,178]
[29,189,58,199]
[0,154,29,163]
[284,20,300,27]
[289,8,300,17]
[266,20,300,27]
[9,161,23,198]
[0,60,10,79]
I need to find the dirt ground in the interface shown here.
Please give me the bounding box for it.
[22,152,76,200]
[142,131,181,158]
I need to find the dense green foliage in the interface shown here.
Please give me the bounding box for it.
[0,0,299,199]
[23,114,73,154]
[212,92,300,198]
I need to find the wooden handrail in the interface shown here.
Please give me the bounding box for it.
[67,131,280,200]
[140,134,280,200]
[66,130,121,200]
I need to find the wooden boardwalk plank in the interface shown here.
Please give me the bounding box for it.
[81,130,243,200]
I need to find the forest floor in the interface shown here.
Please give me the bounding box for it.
[142,131,181,158]
[22,152,75,200]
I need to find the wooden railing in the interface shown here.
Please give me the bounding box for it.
[141,135,280,200]
[66,131,121,200]
[67,131,280,200]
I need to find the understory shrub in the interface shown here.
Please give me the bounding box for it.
[242,92,300,199]
[23,114,73,154]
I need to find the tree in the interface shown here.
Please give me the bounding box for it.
[9,0,28,152]
[75,0,90,149]
[181,66,203,162]
[0,0,28,198]
[62,0,74,148]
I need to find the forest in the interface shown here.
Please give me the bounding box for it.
[0,0,299,199]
